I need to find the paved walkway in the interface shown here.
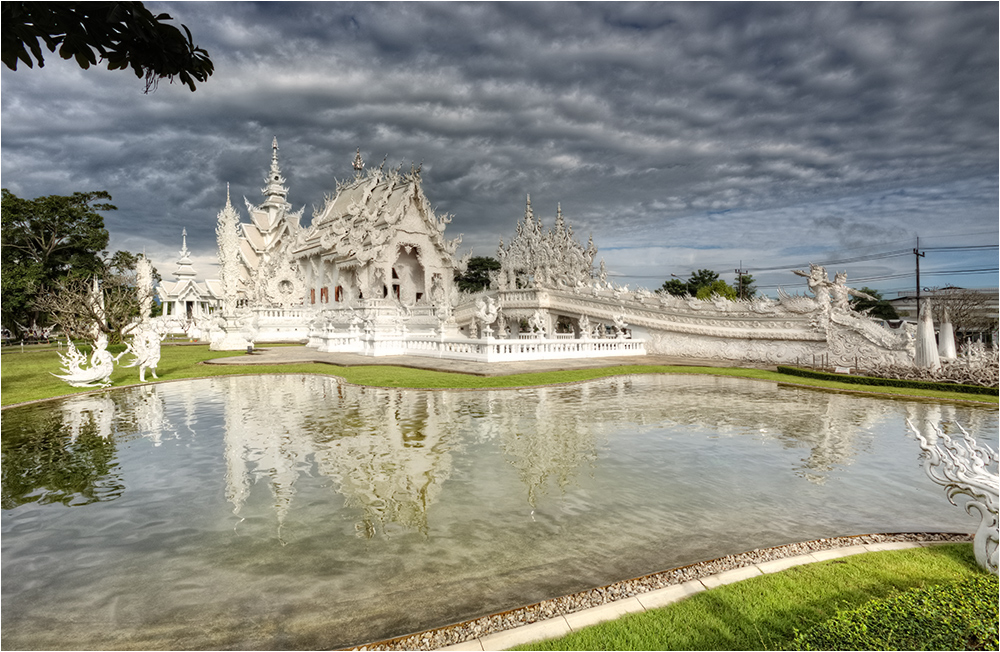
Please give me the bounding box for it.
[435,541,946,651]
[204,345,770,376]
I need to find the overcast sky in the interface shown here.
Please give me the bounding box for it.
[2,1,997,297]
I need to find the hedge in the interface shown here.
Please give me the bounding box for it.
[776,366,998,396]
[793,573,1000,651]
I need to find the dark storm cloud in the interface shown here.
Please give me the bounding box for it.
[2,1,996,294]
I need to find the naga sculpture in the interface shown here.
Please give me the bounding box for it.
[907,418,999,574]
[53,334,118,388]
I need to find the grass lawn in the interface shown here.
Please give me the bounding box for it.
[514,543,995,651]
[2,343,996,407]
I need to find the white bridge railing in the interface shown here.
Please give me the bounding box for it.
[311,331,645,362]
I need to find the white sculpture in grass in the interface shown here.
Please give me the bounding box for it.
[53,333,118,388]
[120,255,166,382]
[121,320,167,382]
[907,418,998,574]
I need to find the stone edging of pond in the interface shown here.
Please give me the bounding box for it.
[346,532,971,651]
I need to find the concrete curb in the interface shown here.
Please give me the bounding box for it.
[436,541,945,651]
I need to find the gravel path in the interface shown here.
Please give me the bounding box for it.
[347,532,971,651]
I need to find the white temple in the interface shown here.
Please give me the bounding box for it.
[198,139,921,368]
[157,229,221,337]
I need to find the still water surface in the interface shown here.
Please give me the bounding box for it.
[2,374,994,649]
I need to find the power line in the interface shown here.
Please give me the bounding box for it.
[922,245,999,252]
[753,266,999,289]
[922,267,999,276]
[746,249,912,273]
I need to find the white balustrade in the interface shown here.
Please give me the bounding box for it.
[306,329,645,362]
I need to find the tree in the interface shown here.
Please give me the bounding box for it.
[455,256,501,293]
[686,269,720,296]
[658,270,741,299]
[850,287,899,321]
[695,279,737,300]
[33,255,155,343]
[735,273,756,300]
[2,189,114,330]
[2,1,214,92]
[931,287,997,343]
[658,278,687,296]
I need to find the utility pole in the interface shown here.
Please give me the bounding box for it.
[735,262,748,300]
[914,237,925,316]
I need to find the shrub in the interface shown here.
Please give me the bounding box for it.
[776,366,998,396]
[793,573,999,651]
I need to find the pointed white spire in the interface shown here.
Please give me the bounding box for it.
[938,306,957,359]
[352,147,364,176]
[173,229,197,280]
[261,136,289,206]
[915,299,941,370]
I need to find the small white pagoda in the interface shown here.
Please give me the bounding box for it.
[157,229,221,337]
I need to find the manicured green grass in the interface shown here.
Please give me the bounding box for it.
[2,345,996,407]
[793,571,998,651]
[515,544,994,651]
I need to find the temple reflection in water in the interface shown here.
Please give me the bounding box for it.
[6,374,994,530]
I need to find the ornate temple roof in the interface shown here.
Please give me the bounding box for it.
[238,138,304,271]
[158,229,222,303]
[294,156,461,266]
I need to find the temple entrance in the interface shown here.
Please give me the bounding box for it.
[391,246,425,304]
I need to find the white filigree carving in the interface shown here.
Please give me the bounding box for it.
[53,334,116,388]
[907,419,998,574]
[216,187,244,317]
[496,196,596,291]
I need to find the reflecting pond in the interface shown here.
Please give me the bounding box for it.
[2,374,994,650]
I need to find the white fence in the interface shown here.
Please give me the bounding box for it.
[310,331,645,362]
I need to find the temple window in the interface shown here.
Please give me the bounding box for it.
[335,286,343,302]
[310,288,316,304]
[320,287,329,303]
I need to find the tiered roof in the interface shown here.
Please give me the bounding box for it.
[238,137,304,271]
[294,160,461,266]
[158,230,222,305]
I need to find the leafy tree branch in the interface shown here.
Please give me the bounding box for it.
[2,1,214,92]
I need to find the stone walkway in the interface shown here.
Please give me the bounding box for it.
[434,540,952,651]
[342,533,970,651]
[204,345,768,376]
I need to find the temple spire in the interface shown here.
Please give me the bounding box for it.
[173,229,197,279]
[352,147,364,175]
[261,136,289,207]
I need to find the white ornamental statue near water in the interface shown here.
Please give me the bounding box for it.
[53,333,118,388]
[53,254,165,388]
